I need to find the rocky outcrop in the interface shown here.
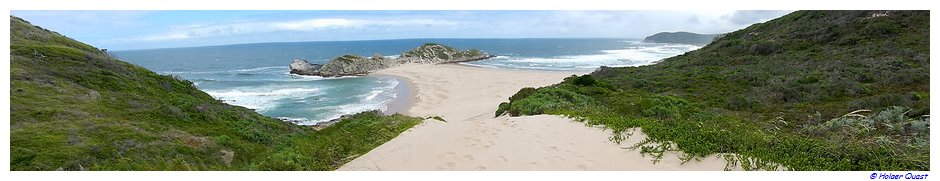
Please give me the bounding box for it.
[397,43,492,64]
[318,55,394,76]
[290,55,393,77]
[289,59,322,75]
[290,43,493,77]
[643,32,721,46]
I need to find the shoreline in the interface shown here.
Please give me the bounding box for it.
[372,74,416,115]
[372,63,586,118]
[372,63,586,117]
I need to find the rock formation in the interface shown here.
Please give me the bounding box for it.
[397,43,491,64]
[290,43,493,77]
[289,59,323,75]
[318,55,394,76]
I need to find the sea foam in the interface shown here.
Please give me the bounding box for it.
[205,87,323,111]
[466,41,701,70]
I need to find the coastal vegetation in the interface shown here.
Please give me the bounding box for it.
[497,10,929,170]
[10,16,422,170]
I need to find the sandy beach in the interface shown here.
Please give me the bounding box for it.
[341,64,736,170]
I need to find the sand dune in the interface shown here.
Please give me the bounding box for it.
[339,64,736,170]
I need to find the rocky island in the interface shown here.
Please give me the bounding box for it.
[290,43,493,77]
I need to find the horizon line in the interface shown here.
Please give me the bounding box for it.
[111,37,644,51]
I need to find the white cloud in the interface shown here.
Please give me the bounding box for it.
[138,34,181,41]
[135,18,458,42]
[273,18,357,30]
[723,10,794,25]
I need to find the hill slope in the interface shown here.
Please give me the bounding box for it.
[498,10,929,170]
[10,16,421,170]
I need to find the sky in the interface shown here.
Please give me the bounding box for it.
[12,10,792,50]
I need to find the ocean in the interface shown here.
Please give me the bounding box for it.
[113,38,700,125]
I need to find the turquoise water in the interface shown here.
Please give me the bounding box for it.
[113,38,699,124]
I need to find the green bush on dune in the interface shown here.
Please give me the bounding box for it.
[497,11,929,170]
[256,111,421,170]
[9,16,422,171]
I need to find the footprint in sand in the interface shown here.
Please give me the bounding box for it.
[475,166,487,170]
[463,155,475,161]
[438,151,457,159]
[460,137,477,144]
[472,138,484,144]
[499,156,509,162]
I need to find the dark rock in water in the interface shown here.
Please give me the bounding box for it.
[289,59,323,75]
[289,43,494,77]
[643,32,722,46]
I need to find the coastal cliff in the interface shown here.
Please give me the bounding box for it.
[290,43,493,77]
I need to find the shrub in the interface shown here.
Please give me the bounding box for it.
[571,75,598,86]
[505,88,593,116]
[509,87,538,101]
[214,135,233,147]
[495,102,510,117]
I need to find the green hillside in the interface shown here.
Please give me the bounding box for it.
[497,11,929,170]
[10,16,421,170]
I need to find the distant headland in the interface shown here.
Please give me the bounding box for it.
[642,31,721,45]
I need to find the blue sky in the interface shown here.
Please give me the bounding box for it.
[12,10,791,50]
